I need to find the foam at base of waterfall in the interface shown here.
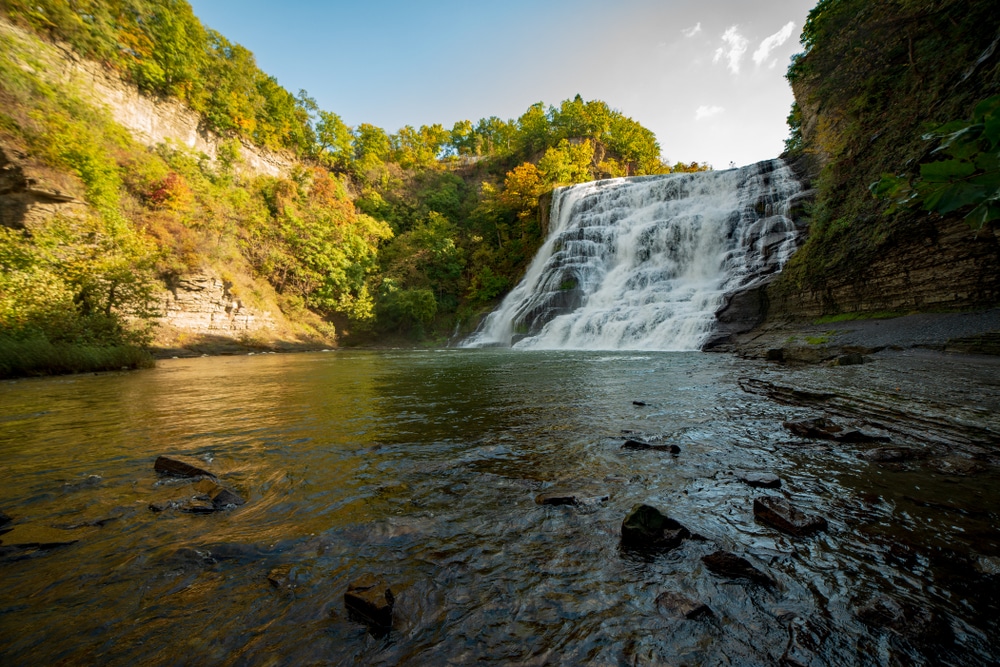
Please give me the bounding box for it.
[463,159,802,351]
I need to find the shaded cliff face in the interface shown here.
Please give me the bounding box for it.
[770,0,1000,319]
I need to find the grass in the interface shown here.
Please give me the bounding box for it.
[813,311,906,325]
[0,336,155,379]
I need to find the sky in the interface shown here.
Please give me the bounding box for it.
[187,0,816,169]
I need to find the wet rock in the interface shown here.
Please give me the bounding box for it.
[753,496,828,537]
[535,493,578,506]
[344,574,394,630]
[620,504,690,549]
[154,455,216,479]
[0,525,81,549]
[975,555,1000,576]
[268,563,309,591]
[632,400,647,406]
[783,418,842,440]
[622,439,681,454]
[766,348,785,362]
[201,482,245,509]
[738,472,782,489]
[701,550,775,586]
[859,446,925,463]
[780,617,827,667]
[655,591,712,619]
[0,511,11,527]
[928,455,984,476]
[832,352,865,366]
[856,596,953,645]
[180,497,217,514]
[833,430,890,444]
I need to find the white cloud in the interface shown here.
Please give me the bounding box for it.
[713,26,748,74]
[695,105,724,121]
[682,22,702,38]
[753,21,796,67]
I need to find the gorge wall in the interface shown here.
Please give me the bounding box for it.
[764,0,1000,322]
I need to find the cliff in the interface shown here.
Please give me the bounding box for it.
[765,0,1000,322]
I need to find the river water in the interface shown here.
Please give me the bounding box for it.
[0,350,997,665]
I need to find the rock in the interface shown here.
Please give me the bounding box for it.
[783,418,842,440]
[766,348,785,362]
[344,574,394,630]
[833,352,865,366]
[701,550,775,586]
[738,472,782,489]
[0,525,81,549]
[154,455,216,479]
[268,563,308,591]
[622,439,681,454]
[655,591,712,619]
[620,504,690,549]
[535,493,578,506]
[201,482,246,509]
[859,446,925,463]
[0,511,11,527]
[632,401,647,407]
[856,596,953,645]
[833,430,890,444]
[180,497,217,514]
[928,455,984,476]
[753,496,828,536]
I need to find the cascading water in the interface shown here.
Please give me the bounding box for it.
[463,158,804,350]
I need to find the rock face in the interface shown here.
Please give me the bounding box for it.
[0,146,86,231]
[344,574,395,630]
[753,497,828,537]
[158,274,274,337]
[620,504,690,550]
[0,18,293,180]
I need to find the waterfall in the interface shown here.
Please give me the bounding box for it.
[463,159,803,351]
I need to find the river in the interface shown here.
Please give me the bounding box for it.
[0,350,997,665]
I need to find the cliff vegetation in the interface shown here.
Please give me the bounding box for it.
[0,0,707,375]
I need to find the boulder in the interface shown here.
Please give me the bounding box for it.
[154,455,216,479]
[753,496,828,536]
[344,574,394,630]
[622,439,681,454]
[738,472,782,489]
[655,591,712,619]
[701,550,775,586]
[620,504,690,549]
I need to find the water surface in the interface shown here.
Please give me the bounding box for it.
[0,350,997,665]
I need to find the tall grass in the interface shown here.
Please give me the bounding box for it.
[0,335,154,378]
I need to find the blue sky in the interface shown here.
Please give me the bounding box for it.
[187,0,816,168]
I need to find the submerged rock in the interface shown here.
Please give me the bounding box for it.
[655,591,712,619]
[622,439,681,454]
[859,446,925,463]
[753,496,828,537]
[620,504,690,549]
[856,596,953,645]
[344,574,394,630]
[783,418,842,440]
[535,493,578,506]
[154,455,216,479]
[701,550,775,587]
[0,525,81,549]
[738,472,782,489]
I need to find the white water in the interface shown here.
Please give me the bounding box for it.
[463,159,803,350]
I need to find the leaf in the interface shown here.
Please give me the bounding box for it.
[973,95,1000,123]
[920,159,976,183]
[970,169,1000,189]
[920,182,987,215]
[870,173,907,198]
[924,120,970,138]
[963,199,1000,231]
[974,151,1000,173]
[930,125,984,159]
[984,115,1000,149]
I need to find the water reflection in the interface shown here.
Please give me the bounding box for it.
[0,350,997,665]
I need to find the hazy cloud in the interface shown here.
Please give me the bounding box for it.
[695,105,725,121]
[713,26,748,74]
[753,21,796,67]
[682,22,702,38]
